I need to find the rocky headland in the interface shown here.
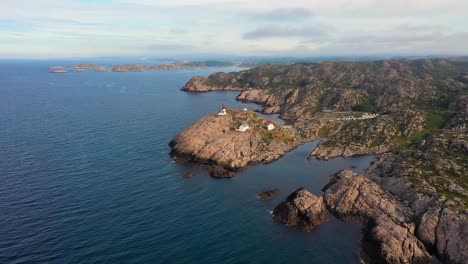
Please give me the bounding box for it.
[169,109,301,177]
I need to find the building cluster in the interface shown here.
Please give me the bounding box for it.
[216,104,276,133]
[327,113,379,122]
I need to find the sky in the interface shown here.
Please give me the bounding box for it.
[1,0,468,58]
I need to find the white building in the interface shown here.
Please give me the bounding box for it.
[236,123,250,132]
[267,123,275,131]
[217,108,227,116]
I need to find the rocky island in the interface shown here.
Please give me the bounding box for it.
[48,66,68,73]
[49,62,211,74]
[75,62,207,72]
[174,57,467,264]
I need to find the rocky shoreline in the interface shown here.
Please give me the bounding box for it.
[174,57,467,263]
[274,170,467,264]
[169,109,301,177]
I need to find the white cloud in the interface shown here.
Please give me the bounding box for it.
[0,0,467,57]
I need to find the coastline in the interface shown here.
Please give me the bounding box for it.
[173,63,467,264]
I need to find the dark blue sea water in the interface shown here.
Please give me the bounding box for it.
[0,60,374,264]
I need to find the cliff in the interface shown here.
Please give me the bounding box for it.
[275,170,467,264]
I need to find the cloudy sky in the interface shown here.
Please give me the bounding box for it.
[1,0,467,58]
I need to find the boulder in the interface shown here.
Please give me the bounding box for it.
[273,188,327,231]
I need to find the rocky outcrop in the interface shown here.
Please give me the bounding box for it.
[182,76,242,92]
[361,217,431,264]
[170,109,301,174]
[209,166,235,178]
[323,170,432,264]
[309,111,426,160]
[275,170,467,263]
[433,208,468,264]
[273,188,327,231]
[323,89,368,112]
[257,189,280,200]
[368,148,468,264]
[237,89,281,107]
[367,129,467,210]
[323,170,412,223]
[444,113,467,132]
[449,95,468,114]
[416,206,468,264]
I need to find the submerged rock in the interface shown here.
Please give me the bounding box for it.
[184,172,196,178]
[257,189,280,200]
[209,166,235,178]
[273,188,327,231]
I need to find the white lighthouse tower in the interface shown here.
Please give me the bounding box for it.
[218,104,227,116]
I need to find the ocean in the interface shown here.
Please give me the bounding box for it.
[0,60,374,264]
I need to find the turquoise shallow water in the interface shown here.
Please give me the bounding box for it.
[0,60,374,264]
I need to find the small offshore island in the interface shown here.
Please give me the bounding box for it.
[48,60,256,74]
[48,62,211,73]
[171,58,467,264]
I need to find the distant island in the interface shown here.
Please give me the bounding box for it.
[49,62,213,73]
[51,56,448,74]
[172,57,467,264]
[48,66,68,73]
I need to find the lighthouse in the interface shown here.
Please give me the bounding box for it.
[218,104,227,116]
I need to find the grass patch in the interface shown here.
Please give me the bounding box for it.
[369,138,383,148]
[397,111,453,148]
[397,130,430,148]
[351,95,377,113]
[426,111,452,131]
[319,126,331,137]
[261,132,274,144]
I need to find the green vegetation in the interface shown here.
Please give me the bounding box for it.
[319,125,331,137]
[351,95,377,113]
[369,138,383,148]
[396,111,454,148]
[425,111,453,131]
[397,130,429,148]
[261,132,274,144]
